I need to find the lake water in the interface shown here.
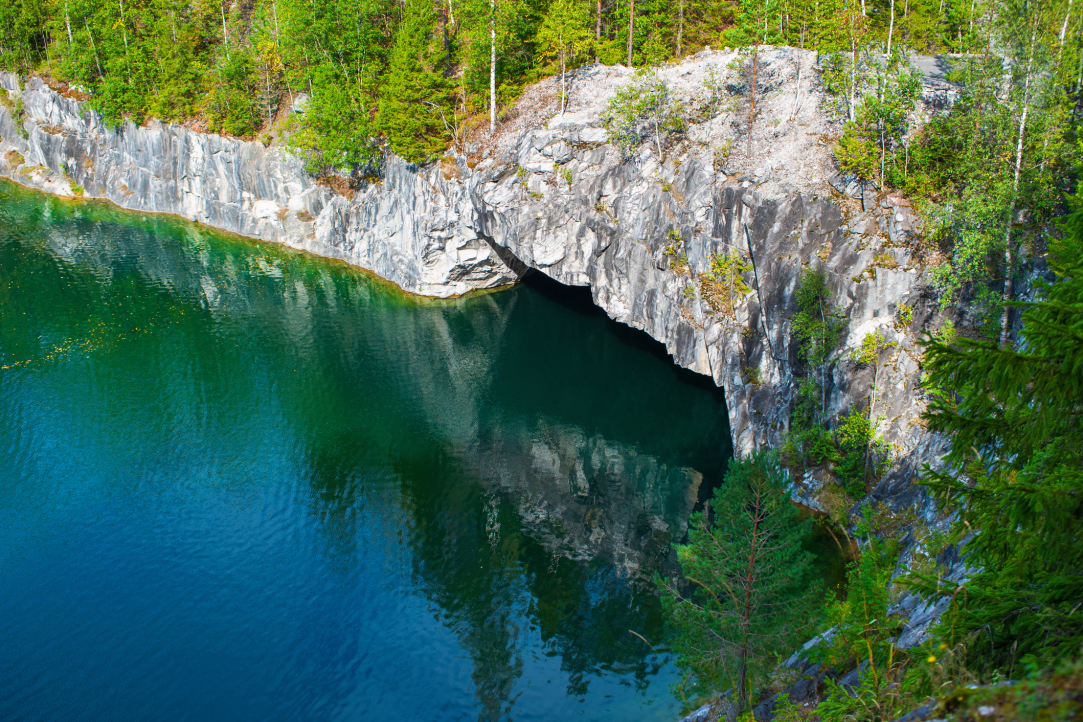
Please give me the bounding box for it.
[0,181,735,721]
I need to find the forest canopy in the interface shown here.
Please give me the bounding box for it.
[0,0,1024,167]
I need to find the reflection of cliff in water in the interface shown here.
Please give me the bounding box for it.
[3,186,731,719]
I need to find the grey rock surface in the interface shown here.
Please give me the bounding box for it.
[0,73,518,297]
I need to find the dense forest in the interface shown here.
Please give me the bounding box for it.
[1,0,1070,168]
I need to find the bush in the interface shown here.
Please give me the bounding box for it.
[601,69,682,160]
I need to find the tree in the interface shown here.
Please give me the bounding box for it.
[915,208,1083,671]
[376,0,451,162]
[600,69,681,159]
[535,0,592,115]
[791,266,846,416]
[660,451,822,713]
[994,0,1063,347]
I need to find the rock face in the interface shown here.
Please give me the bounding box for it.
[0,73,517,297]
[0,48,947,522]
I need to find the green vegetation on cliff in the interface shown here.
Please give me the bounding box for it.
[4,0,1075,171]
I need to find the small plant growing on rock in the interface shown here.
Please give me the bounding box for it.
[873,250,900,269]
[894,302,913,330]
[601,69,682,160]
[742,365,764,386]
[700,249,752,318]
[560,167,573,186]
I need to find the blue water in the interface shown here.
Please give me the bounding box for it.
[0,181,733,721]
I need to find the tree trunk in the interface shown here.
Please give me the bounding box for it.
[736,481,764,717]
[490,0,496,133]
[848,37,857,122]
[1060,0,1073,45]
[736,648,749,717]
[220,0,229,60]
[880,129,885,190]
[84,19,103,77]
[64,3,73,44]
[596,0,601,62]
[886,0,895,55]
[560,48,567,115]
[819,297,828,416]
[627,0,634,67]
[999,39,1035,348]
[791,51,802,120]
[677,0,685,57]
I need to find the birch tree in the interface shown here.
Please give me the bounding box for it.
[536,0,592,115]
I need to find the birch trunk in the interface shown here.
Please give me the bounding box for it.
[887,0,895,55]
[596,0,601,62]
[999,43,1035,348]
[490,0,496,132]
[747,47,758,156]
[220,0,230,60]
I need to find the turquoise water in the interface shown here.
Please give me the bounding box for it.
[0,181,734,721]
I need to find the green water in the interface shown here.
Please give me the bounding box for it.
[0,180,735,721]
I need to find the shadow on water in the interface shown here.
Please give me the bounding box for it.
[523,270,728,401]
[0,181,734,721]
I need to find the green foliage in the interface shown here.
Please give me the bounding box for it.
[792,266,846,413]
[204,55,262,137]
[835,50,922,191]
[376,0,451,163]
[783,378,839,469]
[535,0,592,110]
[601,69,681,160]
[848,329,896,366]
[821,537,898,657]
[291,83,380,176]
[836,120,880,185]
[834,410,889,496]
[700,249,752,317]
[2,90,29,139]
[914,210,1083,672]
[660,451,823,712]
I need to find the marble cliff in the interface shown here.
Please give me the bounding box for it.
[0,50,966,646]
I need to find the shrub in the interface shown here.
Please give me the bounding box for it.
[601,69,683,160]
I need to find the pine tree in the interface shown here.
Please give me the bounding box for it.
[660,451,822,713]
[376,0,451,162]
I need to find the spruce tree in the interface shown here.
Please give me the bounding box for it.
[916,209,1083,671]
[376,0,451,163]
[660,451,822,713]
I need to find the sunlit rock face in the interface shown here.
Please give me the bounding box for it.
[0,73,518,297]
[0,49,944,489]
